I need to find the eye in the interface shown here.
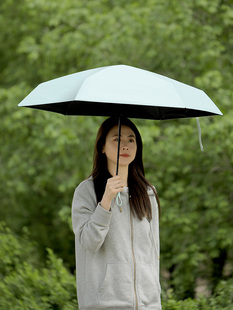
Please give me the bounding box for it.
[129,138,135,143]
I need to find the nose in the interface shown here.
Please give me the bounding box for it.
[121,140,128,150]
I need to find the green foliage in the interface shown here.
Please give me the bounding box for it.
[0,0,233,304]
[0,84,102,267]
[209,278,233,309]
[162,278,233,309]
[0,223,77,309]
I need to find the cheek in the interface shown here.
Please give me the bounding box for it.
[133,145,137,155]
[130,146,137,161]
[105,142,117,157]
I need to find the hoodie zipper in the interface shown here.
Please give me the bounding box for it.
[130,212,138,310]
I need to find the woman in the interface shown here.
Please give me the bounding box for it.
[72,117,161,310]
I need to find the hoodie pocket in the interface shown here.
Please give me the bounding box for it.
[97,263,133,307]
[137,263,161,307]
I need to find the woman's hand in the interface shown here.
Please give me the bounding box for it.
[100,176,124,211]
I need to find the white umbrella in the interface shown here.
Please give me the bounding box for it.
[18,64,223,172]
[18,64,222,119]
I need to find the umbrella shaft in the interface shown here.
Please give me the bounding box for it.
[116,117,121,175]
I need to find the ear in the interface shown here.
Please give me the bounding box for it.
[102,145,105,153]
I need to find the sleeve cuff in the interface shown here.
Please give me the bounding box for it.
[91,203,112,227]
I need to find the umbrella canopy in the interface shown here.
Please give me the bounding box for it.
[18,64,222,120]
[18,64,222,174]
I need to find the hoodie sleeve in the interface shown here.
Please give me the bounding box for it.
[72,179,113,252]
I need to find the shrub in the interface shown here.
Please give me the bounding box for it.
[0,223,78,310]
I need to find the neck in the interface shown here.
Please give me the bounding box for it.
[108,164,129,187]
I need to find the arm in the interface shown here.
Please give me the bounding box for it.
[72,179,112,252]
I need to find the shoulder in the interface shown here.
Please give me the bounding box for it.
[147,185,159,212]
[147,185,157,196]
[77,176,94,190]
[72,175,97,207]
[74,176,95,198]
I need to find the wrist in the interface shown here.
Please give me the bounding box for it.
[100,197,112,211]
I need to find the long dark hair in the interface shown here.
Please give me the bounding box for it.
[91,117,161,220]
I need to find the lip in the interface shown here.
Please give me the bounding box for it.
[120,154,130,157]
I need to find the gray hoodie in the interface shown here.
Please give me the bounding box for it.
[72,177,161,310]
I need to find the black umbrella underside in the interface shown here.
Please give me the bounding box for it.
[25,100,217,120]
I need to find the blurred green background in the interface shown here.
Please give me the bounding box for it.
[0,0,233,309]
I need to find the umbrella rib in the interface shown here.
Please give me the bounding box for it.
[65,101,74,115]
[156,106,162,120]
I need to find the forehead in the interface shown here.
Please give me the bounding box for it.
[107,125,136,137]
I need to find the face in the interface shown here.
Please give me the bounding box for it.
[102,125,137,173]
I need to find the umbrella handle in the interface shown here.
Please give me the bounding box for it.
[116,117,121,175]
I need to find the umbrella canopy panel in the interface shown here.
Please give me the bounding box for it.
[18,65,222,120]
